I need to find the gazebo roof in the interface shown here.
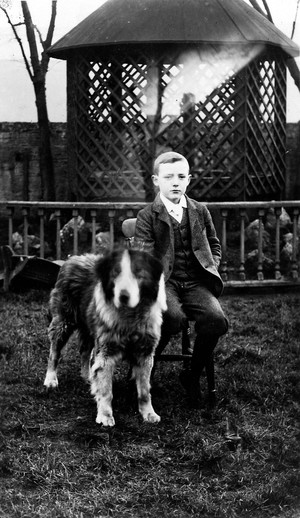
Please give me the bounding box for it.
[48,0,299,59]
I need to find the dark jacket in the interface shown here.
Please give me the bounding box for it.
[135,194,224,297]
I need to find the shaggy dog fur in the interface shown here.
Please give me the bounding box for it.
[44,247,167,426]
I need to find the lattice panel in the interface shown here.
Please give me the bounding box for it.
[244,54,286,198]
[73,53,152,200]
[68,47,287,201]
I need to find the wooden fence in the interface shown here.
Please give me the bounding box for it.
[0,200,299,290]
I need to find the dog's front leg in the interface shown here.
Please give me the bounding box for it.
[79,334,94,382]
[89,348,118,427]
[132,355,161,424]
[44,317,74,389]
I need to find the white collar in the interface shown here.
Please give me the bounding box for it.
[160,193,187,222]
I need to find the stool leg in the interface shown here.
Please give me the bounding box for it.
[192,335,218,407]
[205,354,216,408]
[181,325,190,353]
[182,324,192,369]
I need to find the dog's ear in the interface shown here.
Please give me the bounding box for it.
[95,254,109,280]
[150,253,164,276]
[132,243,162,266]
[94,250,121,302]
[141,250,164,279]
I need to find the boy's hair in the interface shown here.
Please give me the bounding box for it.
[153,151,189,176]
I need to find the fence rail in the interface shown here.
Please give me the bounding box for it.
[0,200,300,289]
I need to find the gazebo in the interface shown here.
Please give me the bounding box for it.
[48,0,299,202]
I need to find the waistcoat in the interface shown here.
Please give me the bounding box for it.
[170,208,203,280]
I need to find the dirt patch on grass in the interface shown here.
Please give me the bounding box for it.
[0,288,300,517]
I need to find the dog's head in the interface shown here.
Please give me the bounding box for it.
[95,247,167,311]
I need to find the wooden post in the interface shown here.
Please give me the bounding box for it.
[220,209,228,281]
[274,207,281,280]
[38,208,45,258]
[7,207,14,249]
[90,210,97,253]
[55,209,61,260]
[239,209,246,281]
[72,209,79,255]
[257,209,265,281]
[108,210,115,250]
[292,208,299,280]
[22,207,29,255]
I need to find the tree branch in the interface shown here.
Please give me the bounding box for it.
[248,0,266,17]
[248,0,300,93]
[0,6,33,81]
[41,1,57,75]
[21,1,41,81]
[34,24,44,49]
[261,0,273,23]
[44,1,57,49]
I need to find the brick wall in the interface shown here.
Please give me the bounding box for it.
[0,122,68,201]
[0,122,299,201]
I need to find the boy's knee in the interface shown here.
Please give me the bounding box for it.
[215,314,229,336]
[195,313,228,337]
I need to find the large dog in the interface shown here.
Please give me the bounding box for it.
[44,247,167,427]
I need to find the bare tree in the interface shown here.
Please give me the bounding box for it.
[249,0,300,92]
[1,1,57,200]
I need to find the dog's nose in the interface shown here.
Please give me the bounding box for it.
[119,289,130,305]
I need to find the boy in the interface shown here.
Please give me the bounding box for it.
[135,151,228,407]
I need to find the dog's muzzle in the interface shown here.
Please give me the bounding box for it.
[119,289,131,306]
[113,250,141,308]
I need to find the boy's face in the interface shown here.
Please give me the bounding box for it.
[152,160,191,204]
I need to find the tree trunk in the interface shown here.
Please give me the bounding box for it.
[22,1,56,200]
[34,79,55,200]
[1,2,57,199]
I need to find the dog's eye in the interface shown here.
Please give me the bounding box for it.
[134,267,144,276]
[135,268,150,280]
[111,266,121,277]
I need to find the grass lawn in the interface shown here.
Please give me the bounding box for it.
[0,288,300,518]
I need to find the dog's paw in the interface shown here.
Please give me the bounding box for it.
[44,372,58,389]
[96,414,115,427]
[143,411,161,424]
[139,401,161,423]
